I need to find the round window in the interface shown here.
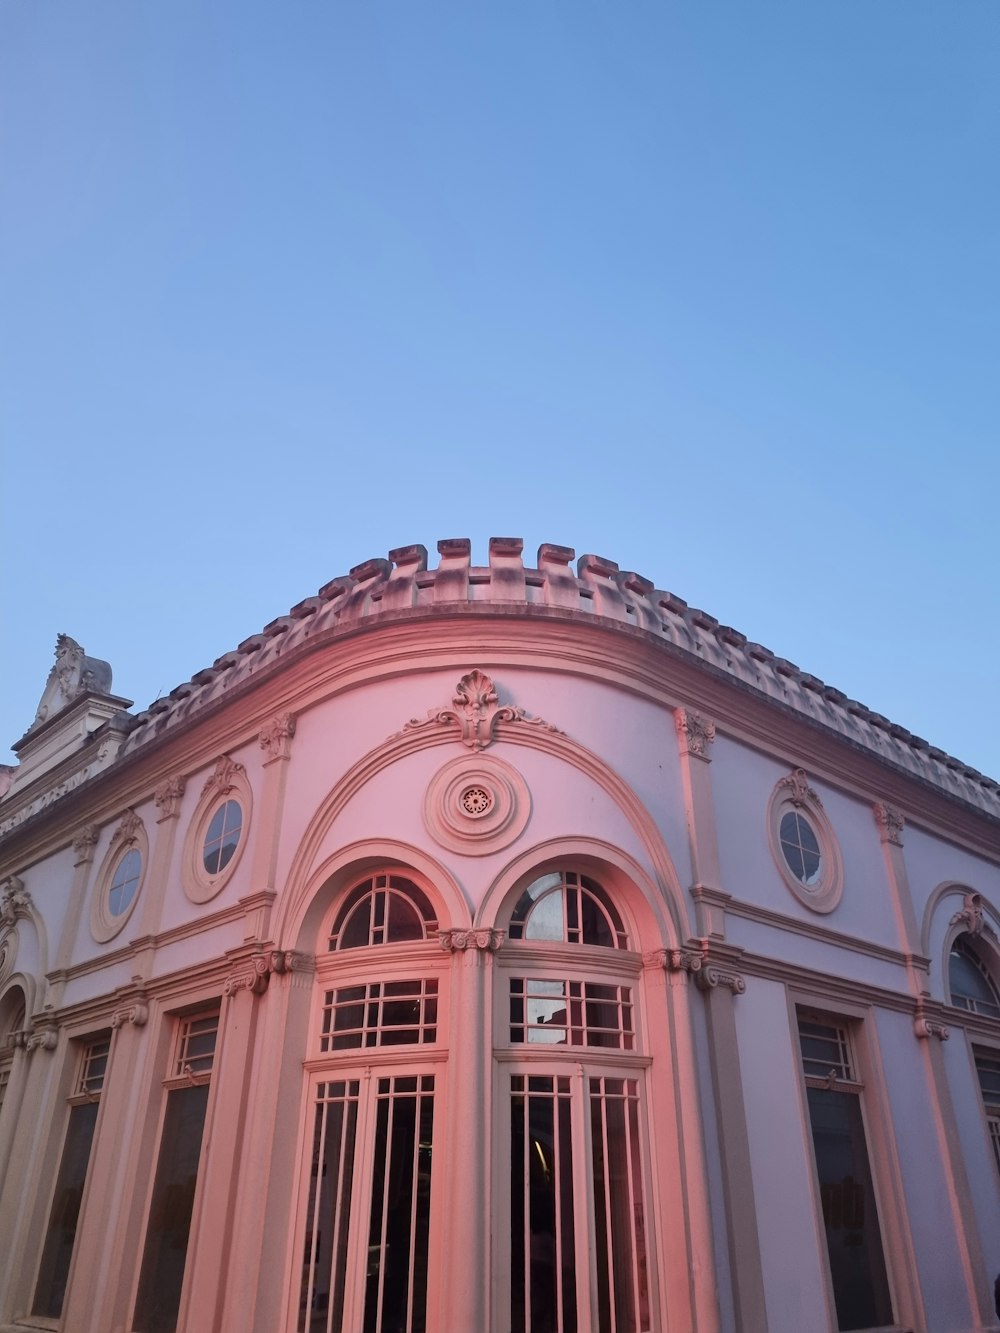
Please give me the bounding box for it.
[778,811,822,886]
[203,800,243,876]
[108,848,143,917]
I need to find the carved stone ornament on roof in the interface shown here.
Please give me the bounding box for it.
[777,768,821,809]
[401,670,561,752]
[950,891,985,937]
[872,802,905,846]
[259,712,297,763]
[72,824,100,865]
[202,756,245,799]
[154,776,187,821]
[674,709,716,760]
[0,876,31,929]
[30,634,114,731]
[111,810,143,847]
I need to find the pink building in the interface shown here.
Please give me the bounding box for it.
[1,538,999,1333]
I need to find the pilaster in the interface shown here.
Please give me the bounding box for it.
[674,709,725,938]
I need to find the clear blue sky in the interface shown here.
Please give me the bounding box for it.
[2,3,998,778]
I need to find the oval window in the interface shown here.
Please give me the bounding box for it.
[779,811,822,886]
[203,800,243,876]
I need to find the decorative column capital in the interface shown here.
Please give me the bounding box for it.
[914,1002,950,1041]
[111,809,143,848]
[154,776,187,822]
[873,802,905,846]
[73,824,100,865]
[0,876,31,928]
[695,963,746,995]
[674,708,716,760]
[25,1021,58,1053]
[643,946,704,976]
[260,712,297,764]
[438,928,505,954]
[224,948,308,997]
[111,1001,149,1029]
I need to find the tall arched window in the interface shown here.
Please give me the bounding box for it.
[296,873,445,1333]
[949,935,1000,1018]
[497,870,655,1333]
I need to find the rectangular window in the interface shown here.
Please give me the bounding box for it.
[32,1035,111,1319]
[298,1073,435,1333]
[320,980,438,1051]
[974,1047,1000,1173]
[798,1011,893,1332]
[133,1009,219,1333]
[509,979,634,1050]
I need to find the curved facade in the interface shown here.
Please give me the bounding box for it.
[1,537,1000,1333]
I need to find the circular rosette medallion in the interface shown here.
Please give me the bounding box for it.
[423,754,530,855]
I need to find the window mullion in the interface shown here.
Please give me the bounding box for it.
[572,1064,597,1332]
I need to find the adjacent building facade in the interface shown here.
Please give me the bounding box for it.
[1,537,999,1333]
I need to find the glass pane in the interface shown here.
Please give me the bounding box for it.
[133,1084,211,1333]
[590,1077,649,1333]
[298,1082,359,1333]
[32,1102,100,1318]
[108,848,142,917]
[806,1086,893,1331]
[363,1076,435,1333]
[780,812,822,886]
[510,1075,577,1333]
[950,942,1000,1017]
[203,800,241,875]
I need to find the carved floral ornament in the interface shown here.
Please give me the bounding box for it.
[0,876,32,930]
[154,776,187,821]
[674,709,716,760]
[439,928,505,953]
[872,802,905,846]
[950,892,986,937]
[778,768,821,809]
[260,712,297,762]
[401,670,561,753]
[111,809,143,847]
[202,756,246,799]
[643,945,746,994]
[224,949,308,997]
[73,824,100,863]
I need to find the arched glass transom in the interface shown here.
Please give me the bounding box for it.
[508,870,628,948]
[328,874,438,950]
[949,936,1000,1017]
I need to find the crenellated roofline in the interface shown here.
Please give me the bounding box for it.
[108,536,1000,819]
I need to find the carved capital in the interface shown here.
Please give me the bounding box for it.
[402,670,561,752]
[73,824,100,865]
[643,947,704,975]
[777,767,821,809]
[695,964,746,995]
[951,892,985,937]
[674,709,716,760]
[438,928,505,953]
[260,712,297,763]
[202,756,245,800]
[25,1024,58,1054]
[914,1013,950,1041]
[111,1001,149,1029]
[111,809,142,848]
[873,802,905,846]
[224,948,304,997]
[0,876,31,929]
[154,776,187,822]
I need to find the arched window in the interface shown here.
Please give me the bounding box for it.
[0,993,25,1127]
[498,869,655,1333]
[296,872,445,1333]
[949,935,1000,1018]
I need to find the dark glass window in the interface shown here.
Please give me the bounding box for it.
[32,1037,111,1319]
[949,937,1000,1017]
[133,1011,218,1333]
[202,800,242,876]
[779,812,822,885]
[508,872,628,948]
[328,875,437,951]
[108,848,142,916]
[799,1014,893,1331]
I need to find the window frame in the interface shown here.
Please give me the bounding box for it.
[790,996,910,1333]
[947,932,1000,1020]
[90,814,149,943]
[183,757,253,904]
[767,770,844,914]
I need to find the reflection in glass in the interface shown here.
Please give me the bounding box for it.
[202,800,242,875]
